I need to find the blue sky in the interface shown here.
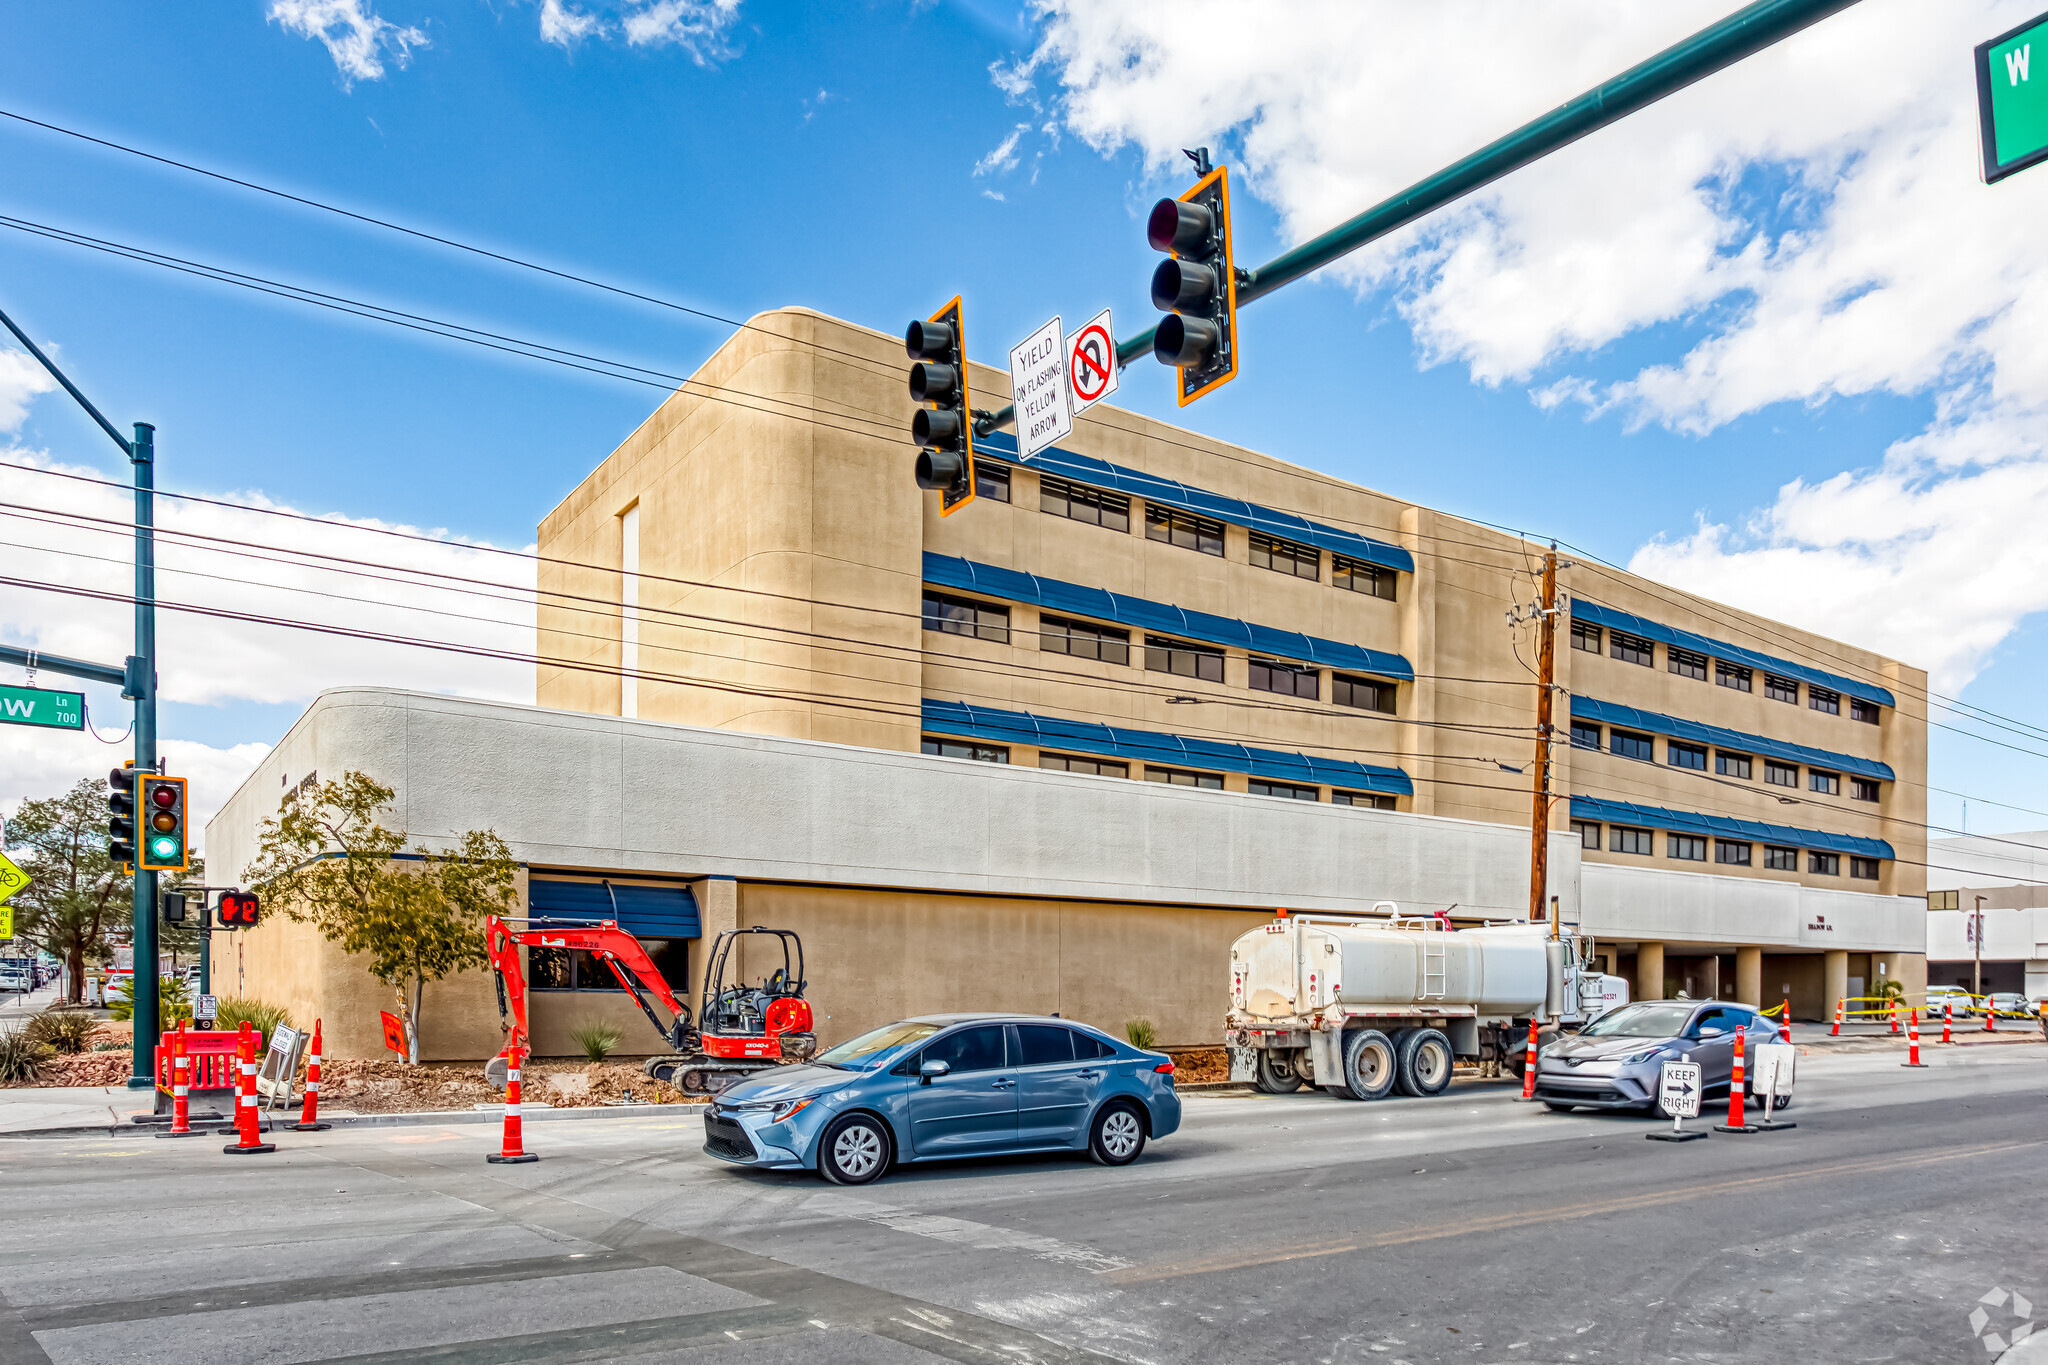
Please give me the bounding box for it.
[1,0,2045,842]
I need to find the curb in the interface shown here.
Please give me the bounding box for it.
[0,1100,709,1141]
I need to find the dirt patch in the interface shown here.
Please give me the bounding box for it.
[314,1059,705,1113]
[29,1053,133,1088]
[1166,1046,1230,1084]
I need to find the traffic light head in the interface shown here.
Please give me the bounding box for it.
[906,297,976,515]
[137,775,189,872]
[1147,164,1239,406]
[106,767,137,868]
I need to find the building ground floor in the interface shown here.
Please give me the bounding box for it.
[203,689,1931,1059]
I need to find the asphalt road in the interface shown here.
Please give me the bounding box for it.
[0,1045,2041,1365]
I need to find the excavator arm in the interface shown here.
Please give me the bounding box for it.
[486,915,695,1063]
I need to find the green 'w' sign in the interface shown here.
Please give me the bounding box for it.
[0,685,84,730]
[1978,9,2048,183]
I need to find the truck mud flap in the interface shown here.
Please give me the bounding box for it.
[1310,1027,1344,1086]
[1226,1045,1257,1084]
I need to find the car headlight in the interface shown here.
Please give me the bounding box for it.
[1620,1047,1667,1066]
[765,1097,814,1124]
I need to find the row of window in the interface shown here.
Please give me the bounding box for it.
[920,737,1396,807]
[924,591,1399,713]
[1568,721,1881,800]
[1571,621,1880,723]
[1022,469,1400,600]
[1572,819,1879,879]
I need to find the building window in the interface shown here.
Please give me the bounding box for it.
[921,737,1009,763]
[923,591,1009,644]
[1764,845,1798,871]
[1764,674,1798,704]
[1667,741,1707,771]
[1809,851,1840,876]
[1250,658,1319,699]
[532,936,689,993]
[1144,636,1224,683]
[1145,505,1225,556]
[1040,753,1126,778]
[1716,660,1752,692]
[1668,834,1707,862]
[1668,647,1708,681]
[1573,819,1601,849]
[1040,615,1130,665]
[1851,698,1880,724]
[1716,751,1753,779]
[1332,554,1397,601]
[1716,840,1752,866]
[974,461,1011,503]
[1332,673,1396,714]
[1850,856,1880,880]
[1570,722,1602,751]
[1808,769,1840,795]
[1144,766,1222,789]
[1249,779,1319,802]
[1610,631,1654,667]
[1610,826,1652,856]
[1334,790,1396,810]
[1040,475,1130,532]
[1571,619,1600,653]
[1850,777,1879,802]
[1764,760,1798,788]
[1610,729,1654,762]
[1808,685,1840,716]
[1251,532,1319,580]
[1928,890,1959,911]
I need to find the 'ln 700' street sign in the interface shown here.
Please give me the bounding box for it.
[0,685,83,731]
[1978,9,2048,182]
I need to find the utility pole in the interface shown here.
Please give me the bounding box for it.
[1529,547,1558,932]
[1973,894,1985,999]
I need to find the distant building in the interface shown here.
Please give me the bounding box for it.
[209,309,1930,1058]
[1924,831,2048,999]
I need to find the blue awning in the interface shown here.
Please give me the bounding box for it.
[1567,796,1893,861]
[526,879,701,939]
[1570,696,1894,782]
[924,552,1414,682]
[974,431,1414,574]
[1568,598,1895,708]
[922,698,1413,797]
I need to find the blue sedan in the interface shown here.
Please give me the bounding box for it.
[701,1013,1182,1184]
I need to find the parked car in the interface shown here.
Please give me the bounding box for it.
[1986,992,2031,1018]
[702,1013,1182,1185]
[1534,999,1787,1115]
[1924,985,1975,1019]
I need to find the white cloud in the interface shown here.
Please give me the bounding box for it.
[1011,0,2048,689]
[974,126,1027,179]
[620,0,741,62]
[0,347,57,434]
[268,0,428,87]
[540,0,608,47]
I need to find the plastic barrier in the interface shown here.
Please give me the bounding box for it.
[1715,1028,1758,1134]
[291,1019,330,1132]
[1903,1008,1927,1067]
[224,1023,275,1156]
[487,1044,537,1165]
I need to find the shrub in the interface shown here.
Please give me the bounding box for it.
[1124,1018,1159,1050]
[0,1032,50,1084]
[107,976,193,1025]
[571,1019,625,1063]
[213,997,289,1046]
[90,1040,127,1052]
[25,1007,97,1054]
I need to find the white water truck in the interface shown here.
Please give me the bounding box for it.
[1224,904,1629,1099]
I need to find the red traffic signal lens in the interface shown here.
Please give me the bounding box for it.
[150,784,178,808]
[1148,197,1213,255]
[905,319,955,360]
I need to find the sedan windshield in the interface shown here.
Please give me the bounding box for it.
[1581,1002,1696,1038]
[814,1020,943,1069]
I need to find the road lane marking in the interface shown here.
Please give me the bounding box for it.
[804,1192,1132,1272]
[1107,1138,2043,1283]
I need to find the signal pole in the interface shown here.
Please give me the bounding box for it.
[1529,547,1558,933]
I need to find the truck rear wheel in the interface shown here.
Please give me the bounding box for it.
[1252,1050,1305,1094]
[1396,1028,1454,1097]
[1326,1028,1397,1101]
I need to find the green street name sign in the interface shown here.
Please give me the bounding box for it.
[1978,9,2048,182]
[0,684,84,731]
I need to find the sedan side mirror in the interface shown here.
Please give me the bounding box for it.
[920,1059,950,1085]
[1696,1026,1724,1038]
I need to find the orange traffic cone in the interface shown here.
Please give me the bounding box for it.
[1903,1008,1927,1067]
[291,1019,331,1131]
[487,1044,538,1164]
[1831,999,1843,1037]
[1516,1020,1540,1101]
[223,1022,275,1155]
[1715,1028,1759,1134]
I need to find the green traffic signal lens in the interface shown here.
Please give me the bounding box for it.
[147,835,179,861]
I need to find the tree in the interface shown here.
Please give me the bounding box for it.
[241,771,516,1064]
[4,778,128,1003]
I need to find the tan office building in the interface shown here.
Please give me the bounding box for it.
[209,307,1929,1059]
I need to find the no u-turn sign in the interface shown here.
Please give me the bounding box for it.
[1066,308,1118,414]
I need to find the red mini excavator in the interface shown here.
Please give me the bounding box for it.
[484,915,817,1096]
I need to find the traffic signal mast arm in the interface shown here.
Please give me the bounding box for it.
[971,0,1859,437]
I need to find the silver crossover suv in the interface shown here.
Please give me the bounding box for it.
[1534,999,1783,1115]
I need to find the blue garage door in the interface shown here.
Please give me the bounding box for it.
[526,879,700,939]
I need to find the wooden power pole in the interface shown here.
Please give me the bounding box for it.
[1529,547,1558,932]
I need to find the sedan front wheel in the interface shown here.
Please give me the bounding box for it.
[819,1114,890,1185]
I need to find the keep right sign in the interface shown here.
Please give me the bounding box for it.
[1658,1059,1702,1119]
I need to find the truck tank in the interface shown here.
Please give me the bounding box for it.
[1230,913,1552,1024]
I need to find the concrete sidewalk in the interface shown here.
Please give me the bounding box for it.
[0,1085,158,1131]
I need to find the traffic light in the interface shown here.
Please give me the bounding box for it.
[106,766,137,869]
[908,295,977,515]
[138,774,189,873]
[1147,161,1240,406]
[217,890,260,929]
